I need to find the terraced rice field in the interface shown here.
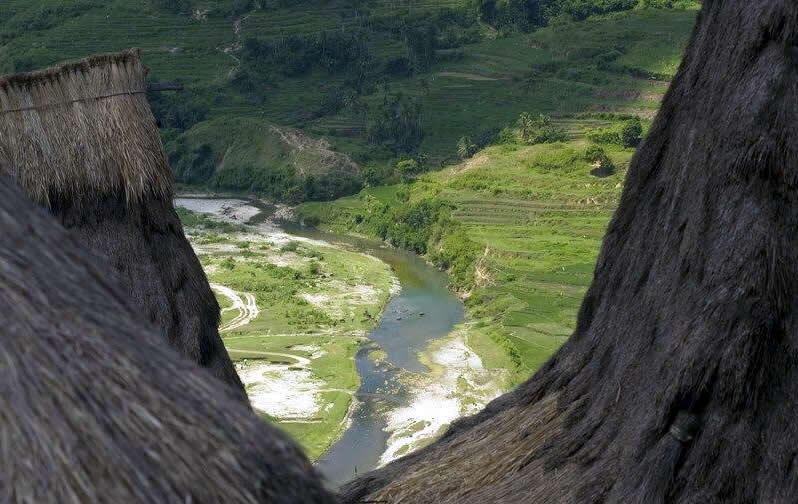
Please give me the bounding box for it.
[297,138,632,381]
[442,192,615,374]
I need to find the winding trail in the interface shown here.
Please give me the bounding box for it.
[226,348,311,368]
[211,284,259,333]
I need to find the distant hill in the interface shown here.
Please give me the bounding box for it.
[0,0,697,202]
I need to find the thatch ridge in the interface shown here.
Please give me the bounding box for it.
[0,48,144,89]
[340,1,798,502]
[0,49,171,206]
[0,175,335,503]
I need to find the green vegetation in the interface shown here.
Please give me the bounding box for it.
[175,207,247,233]
[1,0,702,463]
[586,116,643,146]
[294,1,698,382]
[179,207,394,458]
[0,0,698,203]
[298,137,634,383]
[516,113,568,144]
[585,144,616,176]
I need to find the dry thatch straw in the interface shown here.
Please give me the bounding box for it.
[0,50,246,400]
[0,176,335,503]
[340,1,798,502]
[0,48,170,207]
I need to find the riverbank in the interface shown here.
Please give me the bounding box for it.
[380,324,507,464]
[295,140,625,388]
[276,221,507,485]
[176,196,508,486]
[181,191,513,484]
[176,197,396,459]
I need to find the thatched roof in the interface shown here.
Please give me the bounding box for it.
[0,49,171,206]
[0,175,334,503]
[0,50,246,399]
[340,1,798,502]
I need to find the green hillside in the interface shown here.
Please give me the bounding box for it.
[1,0,697,203]
[294,4,700,382]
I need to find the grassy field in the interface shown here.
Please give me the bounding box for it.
[181,209,395,459]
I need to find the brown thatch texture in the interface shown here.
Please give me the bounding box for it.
[340,1,798,503]
[0,175,335,504]
[0,48,171,207]
[0,51,246,400]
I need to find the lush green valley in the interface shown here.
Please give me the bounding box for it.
[290,3,699,384]
[1,0,697,203]
[1,0,700,461]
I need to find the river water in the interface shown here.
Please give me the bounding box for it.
[174,197,465,488]
[280,225,464,487]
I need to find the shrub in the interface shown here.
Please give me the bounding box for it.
[517,113,568,144]
[498,127,517,144]
[594,49,624,64]
[280,241,299,253]
[170,142,216,185]
[489,328,523,369]
[456,136,478,159]
[586,118,643,147]
[150,0,191,13]
[585,145,616,177]
[396,159,421,182]
[240,30,371,79]
[303,215,321,228]
[384,57,412,77]
[396,187,410,202]
[586,126,623,145]
[473,127,502,150]
[429,226,481,291]
[621,117,643,147]
[366,93,424,153]
[379,199,454,254]
[403,23,438,72]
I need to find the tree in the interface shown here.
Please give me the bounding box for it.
[366,93,424,153]
[517,111,536,142]
[339,2,798,502]
[404,24,438,73]
[621,117,643,147]
[474,0,497,22]
[396,159,421,182]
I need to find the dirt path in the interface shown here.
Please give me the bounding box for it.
[226,348,312,368]
[211,284,260,333]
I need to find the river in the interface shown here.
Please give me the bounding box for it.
[174,197,468,488]
[284,225,465,486]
